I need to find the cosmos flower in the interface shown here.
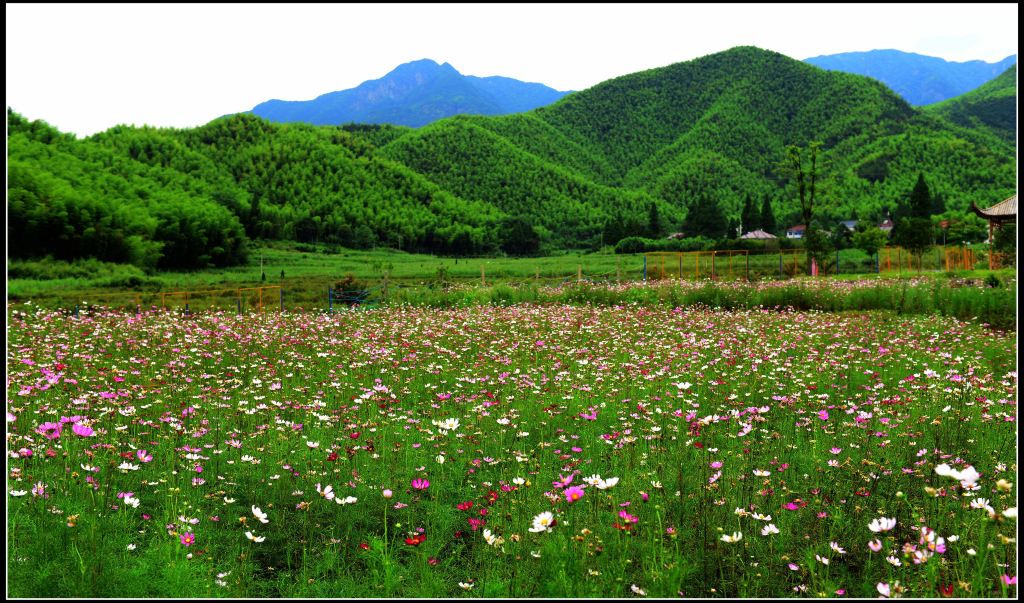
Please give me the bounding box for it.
[411,478,430,491]
[180,532,196,547]
[720,532,742,543]
[529,511,555,533]
[868,539,883,552]
[761,524,780,536]
[71,423,94,437]
[564,486,585,503]
[252,506,269,524]
[869,517,896,532]
[245,531,266,543]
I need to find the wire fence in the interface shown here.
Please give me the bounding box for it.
[47,245,993,316]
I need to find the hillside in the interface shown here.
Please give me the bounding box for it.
[804,49,1016,105]
[250,59,570,127]
[926,65,1017,144]
[7,47,1017,269]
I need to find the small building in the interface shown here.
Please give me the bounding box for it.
[878,218,894,234]
[785,224,806,239]
[666,232,687,240]
[971,194,1016,268]
[840,220,858,232]
[740,229,777,240]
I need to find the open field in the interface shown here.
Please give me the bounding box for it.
[6,302,1017,597]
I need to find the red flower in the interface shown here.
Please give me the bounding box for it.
[359,542,370,550]
[405,534,426,546]
[486,490,499,505]
[349,432,361,439]
[456,501,474,511]
[327,451,339,462]
[939,584,954,597]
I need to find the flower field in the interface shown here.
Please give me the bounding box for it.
[6,303,1017,598]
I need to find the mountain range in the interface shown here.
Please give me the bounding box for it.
[804,49,1017,105]
[250,59,571,127]
[8,46,1017,270]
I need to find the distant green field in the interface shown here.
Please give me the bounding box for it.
[7,243,1009,314]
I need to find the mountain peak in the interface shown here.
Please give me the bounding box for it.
[250,60,568,127]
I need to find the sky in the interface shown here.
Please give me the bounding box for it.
[6,3,1018,137]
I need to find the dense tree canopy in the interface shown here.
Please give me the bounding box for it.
[6,47,1016,269]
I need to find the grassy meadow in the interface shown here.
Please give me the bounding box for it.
[5,300,1017,598]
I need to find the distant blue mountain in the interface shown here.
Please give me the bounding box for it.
[804,49,1016,106]
[249,59,571,127]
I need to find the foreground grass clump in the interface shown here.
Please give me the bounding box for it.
[6,304,1017,598]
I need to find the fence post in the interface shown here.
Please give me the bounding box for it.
[678,254,682,283]
[779,252,783,278]
[280,288,284,313]
[577,264,582,283]
[711,251,716,280]
[836,249,840,275]
[616,258,620,283]
[746,253,750,281]
[328,287,333,314]
[876,252,880,274]
[481,265,485,286]
[643,256,647,282]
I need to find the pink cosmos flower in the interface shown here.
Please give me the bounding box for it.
[868,539,883,552]
[36,422,62,440]
[818,410,829,421]
[180,532,196,547]
[137,450,153,463]
[710,461,723,469]
[411,478,430,490]
[71,423,94,437]
[564,486,585,503]
[1002,575,1016,586]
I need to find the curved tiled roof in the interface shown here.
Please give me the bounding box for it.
[971,194,1016,220]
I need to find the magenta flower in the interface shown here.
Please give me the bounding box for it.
[137,450,153,463]
[411,478,430,490]
[710,461,723,469]
[36,422,62,440]
[71,423,94,437]
[564,486,585,503]
[1002,575,1017,586]
[818,410,829,421]
[180,532,196,547]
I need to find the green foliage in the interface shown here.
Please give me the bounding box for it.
[927,65,1017,144]
[852,228,889,258]
[6,47,1017,268]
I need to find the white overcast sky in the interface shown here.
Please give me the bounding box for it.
[6,3,1018,137]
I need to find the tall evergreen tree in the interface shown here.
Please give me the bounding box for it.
[740,194,758,234]
[647,202,662,238]
[759,195,777,234]
[909,172,933,218]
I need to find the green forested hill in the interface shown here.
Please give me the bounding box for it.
[926,65,1017,144]
[7,47,1017,269]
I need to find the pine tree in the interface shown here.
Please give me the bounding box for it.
[759,195,777,234]
[740,194,758,234]
[647,202,662,238]
[909,173,932,218]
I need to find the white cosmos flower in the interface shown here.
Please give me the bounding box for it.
[868,517,896,532]
[9,490,28,497]
[830,542,846,555]
[316,483,335,500]
[252,505,269,524]
[433,418,460,432]
[631,584,647,596]
[597,477,619,490]
[751,513,772,522]
[482,528,504,546]
[583,474,603,486]
[306,441,320,449]
[123,495,141,508]
[458,582,474,590]
[335,496,358,505]
[886,555,902,566]
[435,455,446,464]
[529,511,555,533]
[224,496,236,504]
[753,469,771,477]
[1002,507,1017,520]
[720,531,743,543]
[512,477,525,486]
[761,523,780,536]
[245,531,266,543]
[117,462,140,471]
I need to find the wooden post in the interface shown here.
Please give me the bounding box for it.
[678,254,682,283]
[481,265,485,286]
[643,256,647,281]
[897,248,902,275]
[711,251,716,280]
[161,292,165,310]
[577,264,582,283]
[695,253,700,280]
[616,258,620,283]
[259,287,263,313]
